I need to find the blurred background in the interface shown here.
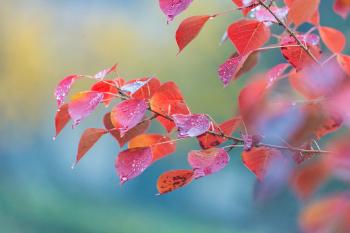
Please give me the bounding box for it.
[0,1,349,233]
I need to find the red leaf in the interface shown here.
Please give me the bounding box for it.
[159,0,193,23]
[290,159,330,200]
[337,54,350,76]
[333,0,350,19]
[116,147,153,184]
[127,77,161,100]
[316,111,343,138]
[68,91,103,127]
[197,117,241,149]
[54,75,79,108]
[91,79,124,107]
[218,52,259,86]
[157,170,194,194]
[299,193,350,233]
[280,34,321,70]
[75,128,107,165]
[111,99,148,137]
[94,64,117,80]
[54,103,71,138]
[103,112,150,147]
[319,26,346,54]
[172,114,211,138]
[242,147,284,180]
[176,15,212,53]
[128,134,176,161]
[188,148,229,178]
[287,0,319,26]
[150,82,190,132]
[227,19,270,55]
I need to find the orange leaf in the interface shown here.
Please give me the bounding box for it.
[150,82,190,132]
[128,134,176,161]
[176,15,212,53]
[319,26,346,53]
[54,103,71,138]
[127,77,161,100]
[103,112,150,147]
[290,159,330,200]
[157,170,194,194]
[227,19,270,55]
[75,128,107,165]
[242,147,284,180]
[287,0,319,26]
[337,54,350,76]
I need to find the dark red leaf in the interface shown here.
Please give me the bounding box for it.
[75,128,107,165]
[54,103,71,138]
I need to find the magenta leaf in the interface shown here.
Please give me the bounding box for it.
[172,114,211,138]
[218,53,250,87]
[111,99,148,136]
[159,0,193,23]
[68,91,103,127]
[54,75,79,108]
[94,64,118,80]
[115,147,153,184]
[188,148,230,178]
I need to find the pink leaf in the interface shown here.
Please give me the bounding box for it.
[254,6,289,24]
[188,148,229,178]
[333,0,350,19]
[94,64,118,80]
[218,53,252,86]
[172,114,211,138]
[68,91,103,127]
[54,75,79,108]
[115,147,153,184]
[159,0,193,23]
[111,99,148,137]
[266,63,290,87]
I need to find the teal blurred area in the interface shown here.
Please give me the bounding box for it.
[0,1,349,233]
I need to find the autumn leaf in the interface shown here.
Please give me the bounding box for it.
[172,114,211,138]
[110,99,148,136]
[103,112,150,147]
[333,0,350,19]
[157,170,194,194]
[188,148,229,178]
[159,0,193,23]
[91,79,124,107]
[150,82,190,132]
[176,15,213,53]
[54,103,71,138]
[94,64,118,80]
[127,77,161,100]
[287,0,319,26]
[75,128,108,166]
[115,147,153,184]
[231,0,257,16]
[337,54,350,76]
[280,34,321,70]
[227,19,270,55]
[242,147,284,180]
[197,117,241,149]
[290,159,330,200]
[68,91,103,127]
[54,74,79,108]
[319,26,346,54]
[128,134,176,161]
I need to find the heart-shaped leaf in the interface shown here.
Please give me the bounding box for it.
[157,170,194,194]
[172,114,211,138]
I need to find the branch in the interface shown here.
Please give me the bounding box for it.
[257,0,321,65]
